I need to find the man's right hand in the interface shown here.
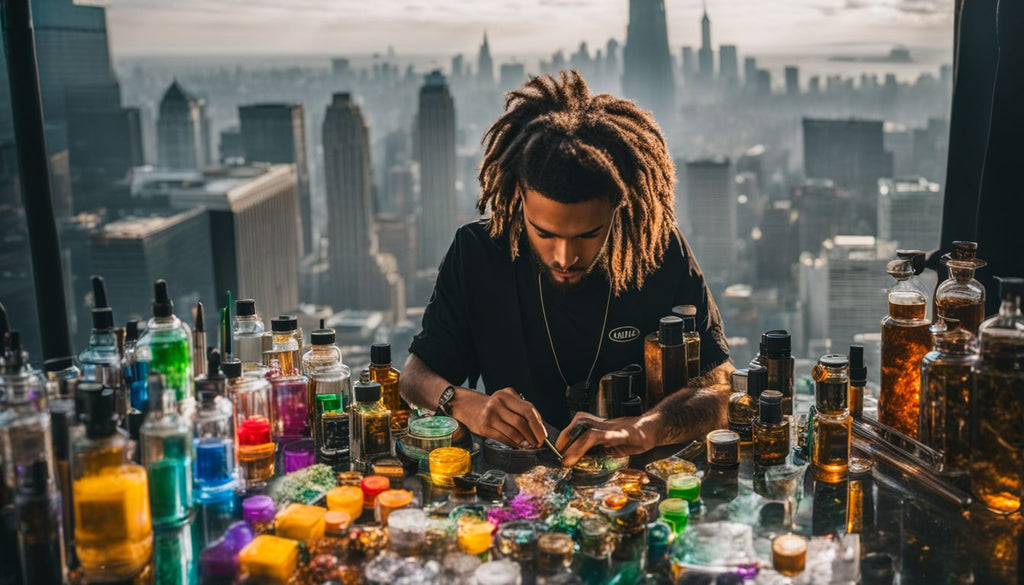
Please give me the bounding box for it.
[450,387,547,449]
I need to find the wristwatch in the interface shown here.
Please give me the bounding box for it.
[436,385,456,416]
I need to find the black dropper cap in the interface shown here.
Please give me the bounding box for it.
[312,318,336,346]
[849,345,867,386]
[747,364,768,398]
[758,390,783,424]
[611,370,632,404]
[371,343,391,366]
[125,320,140,343]
[271,315,297,332]
[91,275,114,330]
[236,299,256,317]
[659,316,684,346]
[221,358,243,379]
[354,380,382,403]
[79,382,116,438]
[764,330,791,358]
[997,276,1024,303]
[672,305,698,332]
[153,279,173,318]
[206,348,223,377]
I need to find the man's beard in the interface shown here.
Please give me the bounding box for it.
[527,238,609,292]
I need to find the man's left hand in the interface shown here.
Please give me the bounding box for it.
[554,411,666,467]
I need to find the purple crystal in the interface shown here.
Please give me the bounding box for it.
[199,522,254,578]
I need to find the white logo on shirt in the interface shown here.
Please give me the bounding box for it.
[608,326,641,343]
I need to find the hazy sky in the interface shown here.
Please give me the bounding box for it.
[104,0,953,57]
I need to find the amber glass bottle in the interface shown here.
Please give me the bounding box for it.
[919,318,977,471]
[879,251,931,437]
[934,241,986,336]
[812,355,851,482]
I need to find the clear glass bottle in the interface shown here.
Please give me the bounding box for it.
[0,366,65,584]
[302,320,344,375]
[644,316,687,408]
[370,343,410,431]
[728,364,767,442]
[264,315,301,375]
[72,383,152,580]
[970,277,1024,514]
[673,304,701,381]
[269,365,310,441]
[753,389,790,466]
[141,375,194,527]
[350,380,393,472]
[919,318,977,471]
[79,275,123,410]
[233,299,266,366]
[812,355,852,482]
[136,279,194,405]
[314,393,350,470]
[879,251,931,437]
[230,364,275,489]
[935,241,987,336]
[305,324,349,432]
[194,383,236,495]
[122,319,148,413]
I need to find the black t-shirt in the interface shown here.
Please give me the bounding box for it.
[410,220,731,428]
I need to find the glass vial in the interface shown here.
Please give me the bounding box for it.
[72,384,152,581]
[811,355,851,482]
[193,384,236,495]
[879,251,931,437]
[728,364,767,442]
[233,299,266,366]
[934,241,987,336]
[673,304,702,381]
[136,279,194,405]
[970,277,1024,514]
[370,343,410,431]
[141,375,194,527]
[919,318,977,471]
[314,393,350,469]
[753,390,790,466]
[79,275,123,411]
[230,366,275,489]
[350,380,393,472]
[848,345,867,418]
[302,320,344,375]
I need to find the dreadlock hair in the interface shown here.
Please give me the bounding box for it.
[478,70,677,296]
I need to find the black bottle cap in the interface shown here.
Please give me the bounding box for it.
[611,370,632,404]
[236,299,256,317]
[659,316,684,346]
[91,275,114,330]
[849,345,867,385]
[747,364,768,397]
[43,356,73,373]
[147,374,167,412]
[820,354,849,369]
[125,320,140,342]
[370,343,391,365]
[221,358,243,379]
[672,305,698,332]
[312,318,336,345]
[207,348,223,378]
[49,401,76,461]
[764,331,791,358]
[354,380,382,402]
[758,390,783,424]
[997,276,1024,302]
[153,279,173,318]
[271,315,297,332]
[80,382,116,438]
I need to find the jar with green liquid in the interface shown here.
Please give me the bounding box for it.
[141,375,194,527]
[137,280,193,405]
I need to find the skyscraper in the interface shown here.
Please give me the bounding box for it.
[877,177,942,251]
[499,62,526,91]
[239,103,312,256]
[683,157,736,283]
[133,165,301,319]
[719,45,738,85]
[477,32,494,87]
[157,81,209,170]
[622,0,675,126]
[322,93,392,310]
[803,118,893,195]
[744,57,758,89]
[794,179,840,254]
[698,3,714,80]
[681,47,695,81]
[416,71,458,270]
[785,66,800,96]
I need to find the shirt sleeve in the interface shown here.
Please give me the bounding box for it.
[409,229,479,386]
[671,230,731,373]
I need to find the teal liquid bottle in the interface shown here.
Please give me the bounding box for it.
[137,280,193,405]
[141,375,194,527]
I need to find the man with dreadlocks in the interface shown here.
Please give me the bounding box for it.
[402,71,734,466]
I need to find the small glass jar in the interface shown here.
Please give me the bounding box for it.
[658,498,690,533]
[706,429,741,467]
[361,475,390,509]
[430,447,471,488]
[475,559,521,585]
[375,488,413,525]
[457,517,495,556]
[242,495,276,535]
[772,533,807,576]
[537,532,574,575]
[667,473,701,503]
[388,508,427,557]
[405,415,458,452]
[282,438,316,473]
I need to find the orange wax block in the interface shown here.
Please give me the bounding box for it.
[238,535,299,584]
[274,503,326,542]
[327,486,364,520]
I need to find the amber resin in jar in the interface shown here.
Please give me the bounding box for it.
[879,251,931,437]
[934,241,986,336]
[812,355,851,482]
[919,318,977,471]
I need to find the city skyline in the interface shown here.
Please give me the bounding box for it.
[105,0,953,57]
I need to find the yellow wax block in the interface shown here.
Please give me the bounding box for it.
[327,485,364,520]
[238,535,299,584]
[274,503,327,542]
